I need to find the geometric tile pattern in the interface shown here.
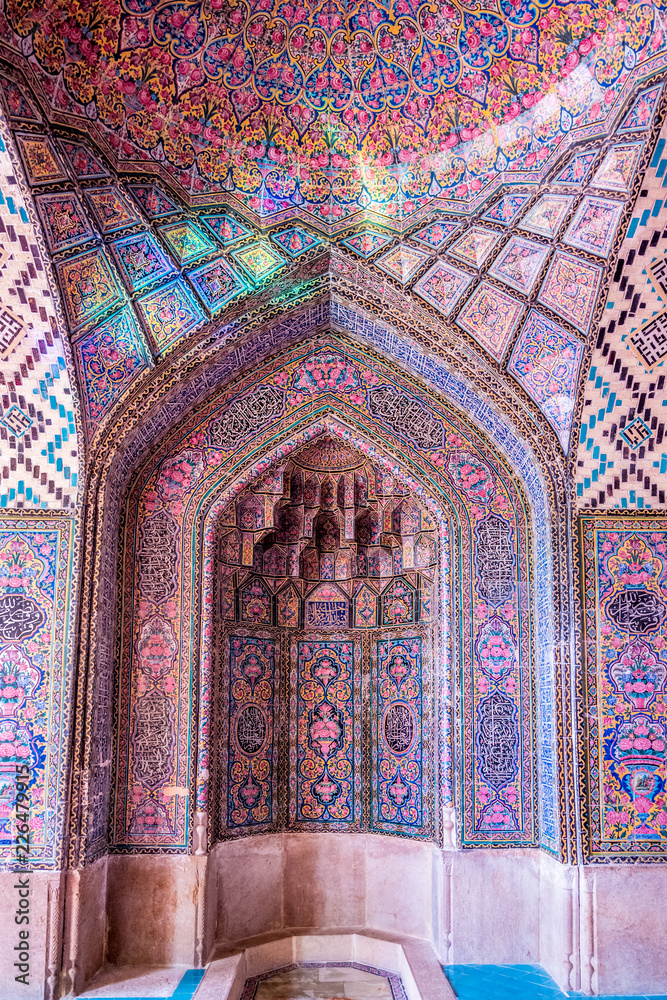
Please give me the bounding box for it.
[271,227,323,257]
[84,186,142,234]
[136,278,206,353]
[618,83,663,134]
[110,232,177,294]
[509,310,584,451]
[0,112,80,509]
[231,242,285,281]
[575,112,667,510]
[537,252,603,334]
[591,142,644,195]
[157,220,217,266]
[201,214,250,245]
[340,231,393,258]
[481,194,530,226]
[448,228,500,268]
[488,237,549,295]
[14,133,67,186]
[375,245,430,284]
[554,150,598,187]
[127,184,179,219]
[411,218,460,249]
[58,139,110,180]
[34,191,95,254]
[564,196,624,258]
[56,249,124,333]
[187,257,246,314]
[457,282,524,360]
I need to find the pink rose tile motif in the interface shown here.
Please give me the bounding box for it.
[488,236,549,295]
[554,150,598,186]
[375,245,430,283]
[618,84,662,133]
[448,227,500,268]
[508,310,584,451]
[519,195,574,238]
[481,194,530,226]
[340,231,393,257]
[456,282,524,361]
[411,218,461,249]
[563,196,623,258]
[414,260,473,315]
[591,142,643,194]
[537,251,602,334]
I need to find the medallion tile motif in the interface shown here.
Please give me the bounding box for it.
[202,214,250,244]
[456,282,524,360]
[0,79,40,122]
[85,186,142,234]
[187,256,246,314]
[231,242,285,281]
[563,196,623,258]
[481,194,530,226]
[487,237,549,295]
[110,231,177,294]
[271,227,323,257]
[340,231,393,257]
[74,306,151,435]
[554,150,598,186]
[56,248,124,332]
[411,219,461,250]
[35,191,95,254]
[508,310,584,450]
[15,133,67,185]
[591,141,644,194]
[448,227,500,268]
[128,184,179,219]
[413,260,474,316]
[618,84,663,133]
[158,220,218,265]
[375,245,430,284]
[58,140,109,180]
[519,194,574,238]
[537,251,602,334]
[136,278,206,353]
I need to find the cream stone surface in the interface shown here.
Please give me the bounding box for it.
[0,870,59,1000]
[69,856,109,994]
[77,965,187,997]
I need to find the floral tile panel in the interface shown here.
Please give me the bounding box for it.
[375,245,430,283]
[519,194,574,238]
[537,251,602,334]
[487,236,549,295]
[456,281,524,361]
[563,196,624,258]
[413,260,473,316]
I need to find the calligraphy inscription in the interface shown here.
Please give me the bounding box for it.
[607,589,667,633]
[132,688,175,788]
[138,511,179,603]
[305,600,348,628]
[477,691,517,788]
[0,594,45,641]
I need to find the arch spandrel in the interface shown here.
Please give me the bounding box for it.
[109,338,557,862]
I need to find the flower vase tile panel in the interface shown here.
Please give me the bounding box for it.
[271,226,324,257]
[508,310,584,451]
[35,191,96,254]
[158,220,219,266]
[373,636,429,837]
[591,141,644,195]
[136,278,207,354]
[202,213,251,245]
[340,231,393,258]
[618,84,663,133]
[293,640,362,829]
[481,193,530,226]
[563,196,624,258]
[14,133,68,185]
[519,194,575,239]
[456,282,524,361]
[537,251,603,334]
[58,139,110,180]
[413,260,474,317]
[579,519,667,860]
[56,248,125,333]
[553,150,599,187]
[84,186,142,234]
[74,305,151,435]
[411,218,462,250]
[187,257,246,315]
[128,184,180,219]
[0,79,40,122]
[487,237,550,295]
[110,231,177,294]
[376,245,431,284]
[231,242,285,282]
[447,227,500,268]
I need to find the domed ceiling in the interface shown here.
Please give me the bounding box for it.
[0,0,663,225]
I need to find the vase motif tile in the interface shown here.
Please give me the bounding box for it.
[85,186,142,234]
[508,309,584,450]
[340,231,393,257]
[414,260,473,315]
[487,236,549,295]
[448,227,500,268]
[537,251,602,333]
[187,256,246,313]
[563,196,623,258]
[110,231,177,293]
[375,245,430,283]
[456,281,524,360]
[158,220,218,265]
[481,193,530,226]
[35,191,95,253]
[272,226,323,257]
[591,141,643,195]
[554,150,598,186]
[411,218,461,249]
[519,194,574,238]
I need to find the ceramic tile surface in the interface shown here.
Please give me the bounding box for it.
[487,237,550,295]
[413,260,473,315]
[456,281,524,360]
[537,251,603,334]
[519,194,574,238]
[448,227,500,268]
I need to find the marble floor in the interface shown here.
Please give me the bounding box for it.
[444,964,667,1000]
[254,966,393,1000]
